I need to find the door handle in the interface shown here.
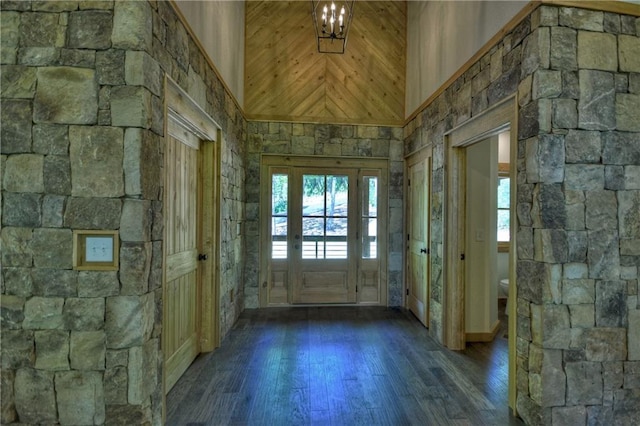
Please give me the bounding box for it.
[294,244,300,249]
[198,254,208,261]
[420,248,427,254]
[295,234,300,240]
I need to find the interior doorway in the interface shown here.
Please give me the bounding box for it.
[445,96,517,411]
[163,78,221,395]
[406,147,432,327]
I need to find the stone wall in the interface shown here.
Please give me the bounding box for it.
[0,1,246,424]
[404,4,640,424]
[244,122,404,307]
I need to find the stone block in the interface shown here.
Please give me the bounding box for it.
[521,28,550,79]
[586,190,617,230]
[550,27,577,71]
[104,366,128,404]
[1,11,19,49]
[596,280,628,327]
[565,130,601,164]
[14,368,57,424]
[55,371,105,425]
[23,297,64,330]
[0,369,17,423]
[20,12,65,47]
[623,362,640,389]
[105,403,151,425]
[1,65,36,98]
[68,11,112,49]
[552,98,577,129]
[17,46,61,66]
[31,268,77,297]
[626,166,640,190]
[128,339,158,404]
[578,31,617,71]
[34,329,69,370]
[0,99,32,153]
[125,51,162,96]
[32,124,69,155]
[533,70,562,99]
[106,349,128,368]
[119,242,151,295]
[566,361,603,405]
[585,328,627,361]
[31,228,72,269]
[539,134,565,183]
[618,191,640,239]
[70,330,106,370]
[110,85,153,128]
[63,197,122,229]
[552,406,586,426]
[43,155,71,195]
[69,125,124,197]
[602,131,640,165]
[578,70,615,131]
[534,229,568,263]
[124,128,161,200]
[96,48,125,85]
[559,8,603,31]
[616,94,640,132]
[487,67,519,106]
[32,1,81,12]
[603,361,624,390]
[78,271,120,297]
[563,279,595,304]
[619,34,640,72]
[567,231,587,261]
[112,0,152,50]
[1,330,34,369]
[542,349,566,407]
[1,192,41,227]
[566,165,604,191]
[63,297,105,331]
[42,195,65,227]
[631,73,640,94]
[630,310,640,360]
[569,304,595,328]
[0,295,24,329]
[605,165,625,190]
[105,294,154,349]
[1,228,32,268]
[59,48,95,68]
[34,67,98,124]
[620,239,640,256]
[588,229,620,279]
[543,304,571,349]
[120,200,151,242]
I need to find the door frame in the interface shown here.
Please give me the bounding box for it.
[405,145,432,327]
[444,95,517,410]
[162,77,221,400]
[259,155,389,307]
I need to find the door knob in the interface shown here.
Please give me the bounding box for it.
[198,254,208,261]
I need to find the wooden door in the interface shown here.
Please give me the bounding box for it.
[164,128,201,393]
[407,153,431,327]
[291,168,358,304]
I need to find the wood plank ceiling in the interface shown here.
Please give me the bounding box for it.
[245,1,406,126]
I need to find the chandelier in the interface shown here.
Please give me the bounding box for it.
[311,0,354,54]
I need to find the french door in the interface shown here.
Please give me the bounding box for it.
[261,156,388,306]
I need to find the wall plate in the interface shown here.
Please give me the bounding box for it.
[73,230,119,270]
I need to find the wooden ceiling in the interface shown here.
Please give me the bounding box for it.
[245,1,406,126]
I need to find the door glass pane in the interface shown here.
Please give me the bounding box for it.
[498,209,510,242]
[497,177,510,242]
[362,176,378,259]
[303,175,325,216]
[271,173,288,259]
[302,173,348,259]
[362,218,377,259]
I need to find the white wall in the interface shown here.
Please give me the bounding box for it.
[406,0,528,117]
[465,136,498,334]
[174,0,245,106]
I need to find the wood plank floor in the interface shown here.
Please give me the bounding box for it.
[166,306,523,425]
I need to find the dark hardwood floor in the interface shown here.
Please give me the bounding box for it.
[166,306,523,425]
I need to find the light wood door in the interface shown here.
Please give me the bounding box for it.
[291,168,358,304]
[407,153,431,327]
[164,129,201,393]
